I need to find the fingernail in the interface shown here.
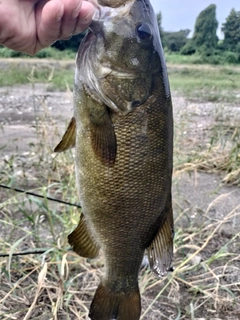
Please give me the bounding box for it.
[56,2,64,21]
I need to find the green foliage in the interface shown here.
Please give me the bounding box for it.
[180,40,197,55]
[166,51,240,65]
[221,9,240,52]
[165,53,202,64]
[156,12,163,36]
[193,4,218,49]
[0,46,76,59]
[52,33,85,51]
[156,12,165,46]
[182,4,218,56]
[163,29,190,52]
[222,51,239,64]
[156,11,190,53]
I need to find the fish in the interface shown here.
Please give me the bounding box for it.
[97,0,133,7]
[55,0,174,319]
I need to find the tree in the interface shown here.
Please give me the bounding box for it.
[221,9,240,52]
[181,4,218,55]
[164,29,190,52]
[156,12,165,46]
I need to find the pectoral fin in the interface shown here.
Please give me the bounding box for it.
[54,117,76,152]
[147,207,174,277]
[68,213,100,259]
[90,109,117,166]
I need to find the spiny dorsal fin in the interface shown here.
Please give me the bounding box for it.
[68,213,100,259]
[147,208,174,277]
[54,117,76,152]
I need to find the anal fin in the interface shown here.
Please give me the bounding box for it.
[147,207,174,277]
[68,213,100,259]
[54,117,76,152]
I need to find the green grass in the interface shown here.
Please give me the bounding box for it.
[165,53,205,64]
[168,66,240,103]
[165,52,240,65]
[0,64,74,90]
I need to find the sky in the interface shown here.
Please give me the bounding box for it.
[150,0,240,38]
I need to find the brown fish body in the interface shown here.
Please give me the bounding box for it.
[55,1,174,319]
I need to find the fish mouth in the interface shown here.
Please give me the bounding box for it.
[99,63,138,80]
[89,0,135,33]
[107,69,137,80]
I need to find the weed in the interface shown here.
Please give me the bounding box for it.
[0,63,74,90]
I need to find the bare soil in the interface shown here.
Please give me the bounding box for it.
[0,62,240,320]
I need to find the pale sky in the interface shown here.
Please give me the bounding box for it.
[150,0,240,38]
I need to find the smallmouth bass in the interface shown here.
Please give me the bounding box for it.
[55,0,174,319]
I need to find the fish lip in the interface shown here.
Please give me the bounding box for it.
[89,3,105,34]
[101,63,138,80]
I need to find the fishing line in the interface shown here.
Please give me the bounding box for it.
[0,184,81,208]
[0,249,47,257]
[0,248,73,258]
[0,184,80,257]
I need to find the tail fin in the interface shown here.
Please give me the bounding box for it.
[89,282,141,320]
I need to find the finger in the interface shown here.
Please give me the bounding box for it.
[73,1,96,35]
[57,0,80,39]
[58,0,94,39]
[36,0,64,49]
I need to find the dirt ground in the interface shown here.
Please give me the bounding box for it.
[0,64,240,319]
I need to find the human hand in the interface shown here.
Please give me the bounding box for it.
[0,0,95,55]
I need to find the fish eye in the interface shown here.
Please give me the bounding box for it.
[136,23,152,42]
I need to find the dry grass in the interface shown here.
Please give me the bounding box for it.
[1,184,239,319]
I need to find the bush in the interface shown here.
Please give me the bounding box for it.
[0,46,76,59]
[34,47,75,59]
[204,55,223,65]
[0,46,25,58]
[223,51,238,64]
[181,40,197,55]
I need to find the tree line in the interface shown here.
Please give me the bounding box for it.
[157,4,240,64]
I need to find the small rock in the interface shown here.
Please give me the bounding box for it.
[218,223,234,238]
[186,253,202,265]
